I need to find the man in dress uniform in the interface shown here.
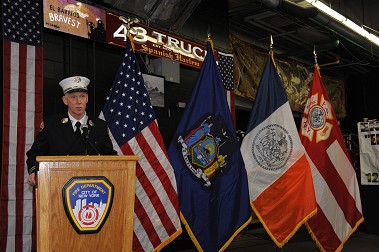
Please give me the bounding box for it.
[26,76,116,186]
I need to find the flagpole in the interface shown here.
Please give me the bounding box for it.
[206,30,214,50]
[313,46,321,76]
[269,34,276,66]
[119,16,139,50]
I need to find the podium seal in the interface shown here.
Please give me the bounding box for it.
[62,176,114,234]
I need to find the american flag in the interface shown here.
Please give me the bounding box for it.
[218,51,236,127]
[99,37,182,251]
[1,0,43,251]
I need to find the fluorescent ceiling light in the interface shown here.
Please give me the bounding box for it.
[305,0,379,47]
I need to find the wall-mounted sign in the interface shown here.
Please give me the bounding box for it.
[358,122,379,185]
[43,2,216,69]
[62,176,114,234]
[106,13,212,69]
[43,0,106,42]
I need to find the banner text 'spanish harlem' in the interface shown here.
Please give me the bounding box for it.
[99,36,182,252]
[1,0,43,251]
[300,66,363,252]
[167,41,252,252]
[240,55,317,248]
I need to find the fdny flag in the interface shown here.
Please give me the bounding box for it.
[240,55,317,247]
[300,66,363,252]
[168,42,251,252]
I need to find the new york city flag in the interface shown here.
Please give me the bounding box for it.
[240,55,317,247]
[168,42,252,252]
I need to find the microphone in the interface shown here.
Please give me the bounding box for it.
[81,123,90,139]
[81,124,100,155]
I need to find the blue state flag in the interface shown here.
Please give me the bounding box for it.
[167,42,252,252]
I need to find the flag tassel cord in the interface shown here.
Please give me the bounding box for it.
[313,46,322,76]
[269,34,277,66]
[206,32,214,51]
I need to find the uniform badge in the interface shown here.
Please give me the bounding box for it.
[177,114,234,187]
[62,176,114,234]
[61,118,69,123]
[88,119,94,127]
[73,76,81,83]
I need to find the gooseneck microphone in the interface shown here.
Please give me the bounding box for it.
[81,124,100,155]
[81,124,90,139]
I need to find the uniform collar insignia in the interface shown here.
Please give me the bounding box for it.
[88,119,94,127]
[61,118,69,123]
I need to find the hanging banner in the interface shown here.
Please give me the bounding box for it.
[43,2,215,69]
[106,13,209,69]
[43,0,107,42]
[357,122,379,185]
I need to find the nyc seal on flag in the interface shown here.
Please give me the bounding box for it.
[177,114,234,187]
[252,124,293,171]
[62,176,114,234]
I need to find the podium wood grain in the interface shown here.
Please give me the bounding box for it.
[36,156,138,252]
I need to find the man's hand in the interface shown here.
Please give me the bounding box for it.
[27,173,36,186]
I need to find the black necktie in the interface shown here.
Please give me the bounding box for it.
[75,121,81,138]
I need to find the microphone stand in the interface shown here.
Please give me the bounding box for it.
[82,136,88,155]
[67,133,86,156]
[81,125,101,155]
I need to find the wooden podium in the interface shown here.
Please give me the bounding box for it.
[36,155,138,251]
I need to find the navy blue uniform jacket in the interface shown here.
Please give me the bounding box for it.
[26,114,117,174]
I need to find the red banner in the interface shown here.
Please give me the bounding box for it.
[43,0,107,42]
[106,13,210,69]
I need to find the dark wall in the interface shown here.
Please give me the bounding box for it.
[344,73,379,134]
[43,28,379,148]
[41,0,232,148]
[43,29,124,118]
[42,29,202,147]
[42,0,379,148]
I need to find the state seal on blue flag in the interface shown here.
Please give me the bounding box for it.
[176,114,235,187]
[62,176,114,234]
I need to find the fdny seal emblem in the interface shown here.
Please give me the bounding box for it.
[300,93,334,143]
[308,105,326,130]
[252,124,293,171]
[62,176,114,234]
[177,114,235,187]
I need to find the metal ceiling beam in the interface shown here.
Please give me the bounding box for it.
[259,0,379,65]
[280,40,340,57]
[310,14,379,64]
[259,0,318,18]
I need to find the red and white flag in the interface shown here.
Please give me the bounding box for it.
[1,1,43,251]
[300,66,364,252]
